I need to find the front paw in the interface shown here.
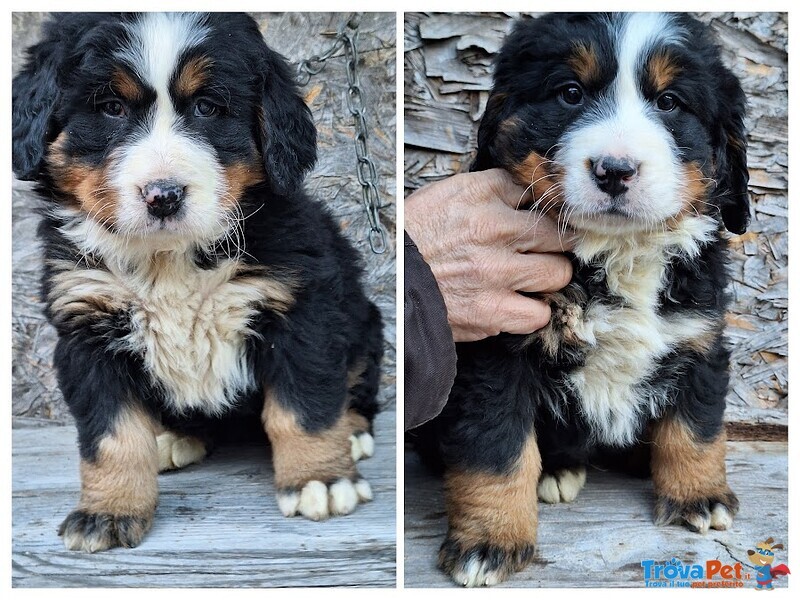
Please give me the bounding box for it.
[439,535,535,587]
[58,510,152,552]
[275,477,373,521]
[655,489,739,533]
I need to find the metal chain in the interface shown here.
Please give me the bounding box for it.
[296,13,388,255]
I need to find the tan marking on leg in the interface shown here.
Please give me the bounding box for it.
[647,51,682,93]
[445,435,541,550]
[568,43,601,86]
[175,55,213,98]
[78,405,159,517]
[651,418,729,502]
[262,390,357,489]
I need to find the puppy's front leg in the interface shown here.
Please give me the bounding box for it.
[59,405,159,552]
[651,415,739,533]
[440,434,541,587]
[262,390,372,521]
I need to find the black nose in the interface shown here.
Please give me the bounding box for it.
[142,180,185,219]
[591,157,638,197]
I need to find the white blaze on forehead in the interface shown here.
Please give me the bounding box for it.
[614,13,684,101]
[118,13,209,95]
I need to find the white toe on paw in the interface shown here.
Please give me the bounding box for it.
[537,475,561,504]
[354,479,373,502]
[298,481,330,521]
[276,490,301,517]
[453,556,499,588]
[287,478,373,521]
[710,504,732,530]
[329,479,359,515]
[557,467,586,503]
[157,431,206,472]
[350,432,375,462]
[686,511,711,534]
[538,468,586,503]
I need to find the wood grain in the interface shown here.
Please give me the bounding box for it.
[13,413,396,587]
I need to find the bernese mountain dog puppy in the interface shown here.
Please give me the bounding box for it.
[413,13,749,586]
[12,12,383,552]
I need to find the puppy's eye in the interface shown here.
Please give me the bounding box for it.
[194,99,219,117]
[656,93,678,112]
[100,100,127,118]
[559,84,584,106]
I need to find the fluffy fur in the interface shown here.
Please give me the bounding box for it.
[412,12,749,586]
[13,12,382,552]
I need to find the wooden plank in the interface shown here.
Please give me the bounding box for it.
[404,441,788,588]
[12,412,396,587]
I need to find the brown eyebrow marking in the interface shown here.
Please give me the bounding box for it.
[567,43,600,86]
[647,51,682,92]
[175,55,213,97]
[111,68,144,102]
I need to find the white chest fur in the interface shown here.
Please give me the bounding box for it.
[49,249,293,415]
[565,216,718,446]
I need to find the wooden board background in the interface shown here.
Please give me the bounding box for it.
[404,12,788,432]
[12,12,397,423]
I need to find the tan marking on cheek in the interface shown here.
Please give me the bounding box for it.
[175,55,213,98]
[262,389,359,489]
[444,434,541,550]
[650,417,729,503]
[568,43,600,86]
[222,163,265,209]
[508,151,565,213]
[78,405,159,517]
[111,68,144,103]
[648,51,682,93]
[46,133,120,227]
[680,161,713,217]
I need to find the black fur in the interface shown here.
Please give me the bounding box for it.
[14,13,381,511]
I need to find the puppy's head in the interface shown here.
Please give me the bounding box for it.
[475,13,749,234]
[13,12,316,247]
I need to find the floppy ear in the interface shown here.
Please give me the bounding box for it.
[259,47,317,197]
[713,70,750,234]
[471,92,509,172]
[13,34,63,181]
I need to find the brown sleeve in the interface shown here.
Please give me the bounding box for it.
[404,231,457,430]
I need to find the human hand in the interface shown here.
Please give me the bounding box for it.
[405,169,574,342]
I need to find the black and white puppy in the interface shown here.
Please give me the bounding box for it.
[414,12,748,586]
[13,12,382,552]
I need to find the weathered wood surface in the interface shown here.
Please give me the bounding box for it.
[13,413,396,587]
[404,12,788,430]
[12,12,397,421]
[404,441,788,588]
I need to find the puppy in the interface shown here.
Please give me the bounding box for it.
[12,12,383,552]
[414,13,748,586]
